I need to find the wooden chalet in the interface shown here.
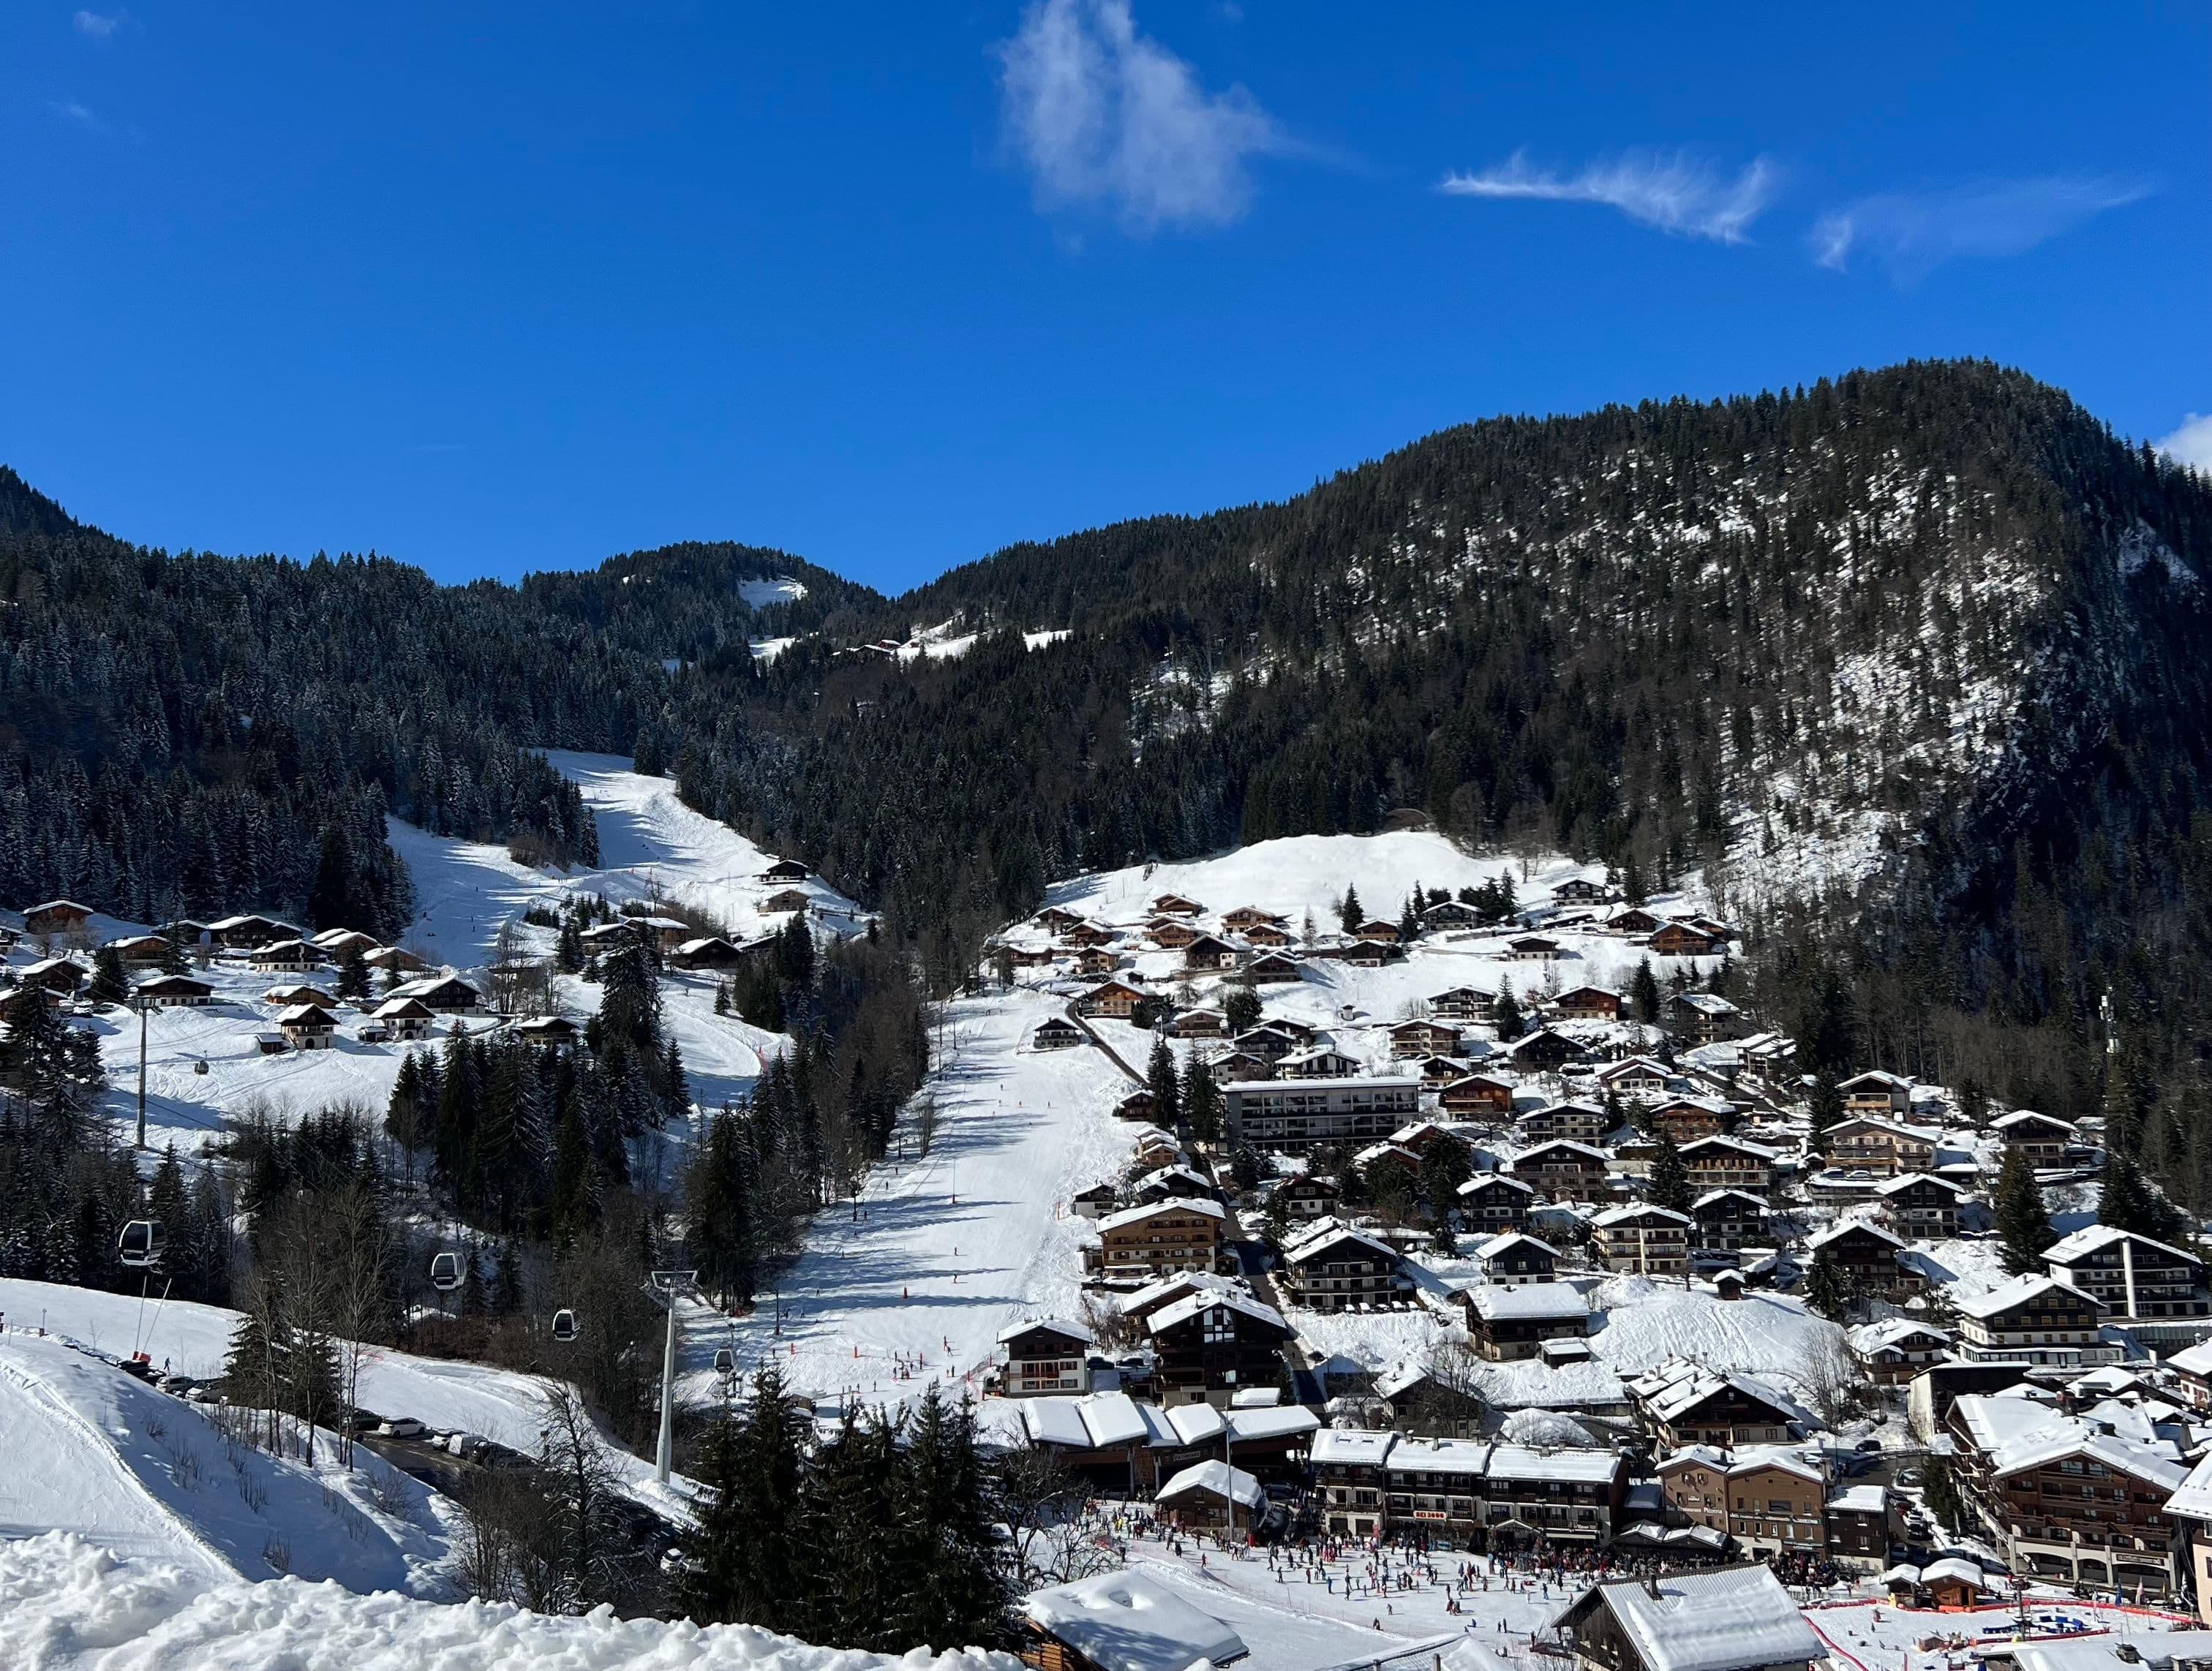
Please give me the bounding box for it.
[1647,1095,1735,1143]
[1243,951,1303,984]
[1503,935,1559,962]
[1509,1139,1611,1202]
[1463,1281,1589,1360]
[997,1319,1094,1398]
[105,934,173,966]
[1388,1018,1462,1057]
[1277,1174,1339,1220]
[1429,986,1494,1022]
[275,1003,339,1049]
[1991,1109,2078,1165]
[1507,1027,1584,1071]
[1181,934,1245,972]
[1467,1228,1554,1284]
[133,973,213,1008]
[1031,1016,1085,1051]
[1688,1188,1767,1250]
[1647,921,1724,957]
[22,899,94,938]
[1074,979,1146,1020]
[1438,1073,1514,1115]
[1552,985,1623,1022]
[371,996,438,1040]
[1149,893,1203,916]
[1679,1135,1777,1196]
[1806,1220,1920,1301]
[1146,1289,1292,1406]
[1168,1008,1225,1038]
[1874,1172,1965,1240]
[1220,907,1284,935]
[1592,1203,1690,1275]
[1455,1172,1534,1234]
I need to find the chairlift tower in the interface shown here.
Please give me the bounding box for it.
[647,1269,699,1487]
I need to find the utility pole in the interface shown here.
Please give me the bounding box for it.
[648,1269,697,1487]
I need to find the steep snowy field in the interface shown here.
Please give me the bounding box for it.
[0,1333,454,1593]
[0,1277,663,1504]
[674,987,1135,1412]
[0,1533,1021,1671]
[15,753,836,1155]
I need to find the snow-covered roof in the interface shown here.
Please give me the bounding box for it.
[1807,1218,1904,1253]
[1096,1197,1225,1235]
[1870,1171,1965,1198]
[1566,1566,1821,1671]
[1592,1203,1690,1229]
[1919,1556,1990,1590]
[1990,1108,2077,1133]
[1022,1569,1247,1671]
[1847,1317,1952,1352]
[1146,1289,1285,1337]
[2044,1223,2201,1267]
[1690,1188,1765,1212]
[1472,1231,1556,1259]
[1459,1174,1536,1199]
[1671,993,1741,1016]
[1828,1484,1889,1514]
[1282,1219,1398,1267]
[997,1316,1092,1348]
[1678,1136,1778,1160]
[1156,1458,1265,1509]
[1465,1283,1587,1323]
[1228,1405,1320,1444]
[1489,1442,1621,1484]
[2165,1452,2212,1522]
[1383,1436,1491,1476]
[2167,1340,2212,1379]
[1309,1429,1396,1467]
[1955,1272,2098,1320]
[1990,1427,2185,1490]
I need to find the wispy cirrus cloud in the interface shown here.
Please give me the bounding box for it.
[49,99,108,133]
[996,0,1290,235]
[73,9,125,40]
[1438,149,1780,245]
[2158,414,2212,476]
[1812,175,2151,282]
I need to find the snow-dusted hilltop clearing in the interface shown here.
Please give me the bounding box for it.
[56,752,847,1152]
[401,750,866,971]
[0,1534,1020,1671]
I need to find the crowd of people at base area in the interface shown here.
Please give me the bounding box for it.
[1082,1499,1865,1626]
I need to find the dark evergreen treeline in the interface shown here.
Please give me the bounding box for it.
[685,1367,1012,1652]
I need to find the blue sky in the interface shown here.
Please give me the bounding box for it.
[3,3,2205,590]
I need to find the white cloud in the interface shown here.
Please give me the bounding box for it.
[1811,175,2150,282]
[996,0,1286,234]
[1437,149,1780,244]
[49,99,106,132]
[73,9,123,40]
[2158,414,2212,476]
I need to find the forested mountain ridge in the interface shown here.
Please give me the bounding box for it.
[9,363,2212,1153]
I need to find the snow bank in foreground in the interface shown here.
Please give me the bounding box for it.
[0,1533,1023,1671]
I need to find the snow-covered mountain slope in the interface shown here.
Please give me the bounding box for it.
[0,1332,452,1593]
[0,1278,659,1506]
[672,987,1131,1413]
[399,750,868,970]
[0,1532,1021,1671]
[43,754,833,1153]
[1044,829,1561,930]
